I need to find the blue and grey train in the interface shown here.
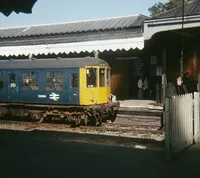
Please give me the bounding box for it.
[0,57,119,125]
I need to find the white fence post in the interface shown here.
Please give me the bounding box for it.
[194,92,199,143]
[165,97,172,161]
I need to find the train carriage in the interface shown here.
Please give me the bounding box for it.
[0,57,119,126]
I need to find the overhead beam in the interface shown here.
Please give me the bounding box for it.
[144,15,200,40]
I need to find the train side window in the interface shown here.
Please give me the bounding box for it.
[107,69,111,86]
[0,72,3,89]
[46,71,64,91]
[71,73,79,88]
[86,68,97,88]
[22,72,39,90]
[9,73,16,88]
[99,68,106,87]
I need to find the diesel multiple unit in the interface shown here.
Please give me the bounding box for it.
[0,57,119,125]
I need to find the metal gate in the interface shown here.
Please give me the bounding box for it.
[165,92,200,160]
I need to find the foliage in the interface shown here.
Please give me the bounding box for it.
[148,0,192,16]
[0,0,38,16]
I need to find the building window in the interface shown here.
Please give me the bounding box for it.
[0,72,3,89]
[86,68,97,88]
[46,71,64,90]
[22,72,39,90]
[107,69,111,86]
[99,68,106,87]
[71,73,79,88]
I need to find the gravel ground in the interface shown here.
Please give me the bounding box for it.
[0,114,164,151]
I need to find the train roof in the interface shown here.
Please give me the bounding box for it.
[0,57,110,69]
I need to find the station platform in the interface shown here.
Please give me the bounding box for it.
[117,99,163,115]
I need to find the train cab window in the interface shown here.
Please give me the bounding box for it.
[99,68,106,87]
[46,71,64,91]
[71,73,79,88]
[9,73,16,88]
[0,72,3,89]
[107,69,111,86]
[86,68,97,88]
[22,72,39,90]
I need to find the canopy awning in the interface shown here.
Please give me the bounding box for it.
[0,37,144,57]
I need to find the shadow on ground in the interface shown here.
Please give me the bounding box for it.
[0,130,199,178]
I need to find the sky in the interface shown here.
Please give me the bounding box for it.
[0,0,168,28]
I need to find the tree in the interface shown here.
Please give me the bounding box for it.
[148,0,191,16]
[0,0,38,16]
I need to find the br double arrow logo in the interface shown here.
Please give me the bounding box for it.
[49,92,60,101]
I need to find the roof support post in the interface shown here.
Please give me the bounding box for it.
[93,50,99,58]
[161,48,167,104]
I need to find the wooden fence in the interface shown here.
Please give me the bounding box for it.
[165,92,200,161]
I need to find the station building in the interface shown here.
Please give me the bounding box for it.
[0,0,200,101]
[144,0,200,100]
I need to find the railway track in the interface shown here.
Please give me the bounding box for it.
[0,113,164,141]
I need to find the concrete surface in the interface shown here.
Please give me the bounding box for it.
[118,99,163,110]
[118,99,163,116]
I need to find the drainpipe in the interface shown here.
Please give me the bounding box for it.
[180,0,185,79]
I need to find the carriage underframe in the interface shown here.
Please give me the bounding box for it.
[0,102,120,126]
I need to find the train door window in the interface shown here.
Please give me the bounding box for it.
[107,68,111,86]
[22,72,39,90]
[0,72,3,89]
[46,71,64,90]
[99,68,106,87]
[9,73,16,88]
[86,68,97,88]
[71,73,79,88]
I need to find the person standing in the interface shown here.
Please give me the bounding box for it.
[143,77,149,98]
[138,77,143,99]
[182,72,189,93]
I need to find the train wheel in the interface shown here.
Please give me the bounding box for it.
[0,107,10,119]
[29,113,43,122]
[110,111,117,122]
[70,116,81,127]
[37,117,44,123]
[87,116,99,126]
[84,118,88,126]
[75,116,81,127]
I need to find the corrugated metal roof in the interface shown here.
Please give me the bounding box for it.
[0,37,144,57]
[152,0,200,19]
[0,57,109,69]
[0,14,148,39]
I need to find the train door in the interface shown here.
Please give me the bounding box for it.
[69,69,79,104]
[0,70,7,101]
[8,71,19,102]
